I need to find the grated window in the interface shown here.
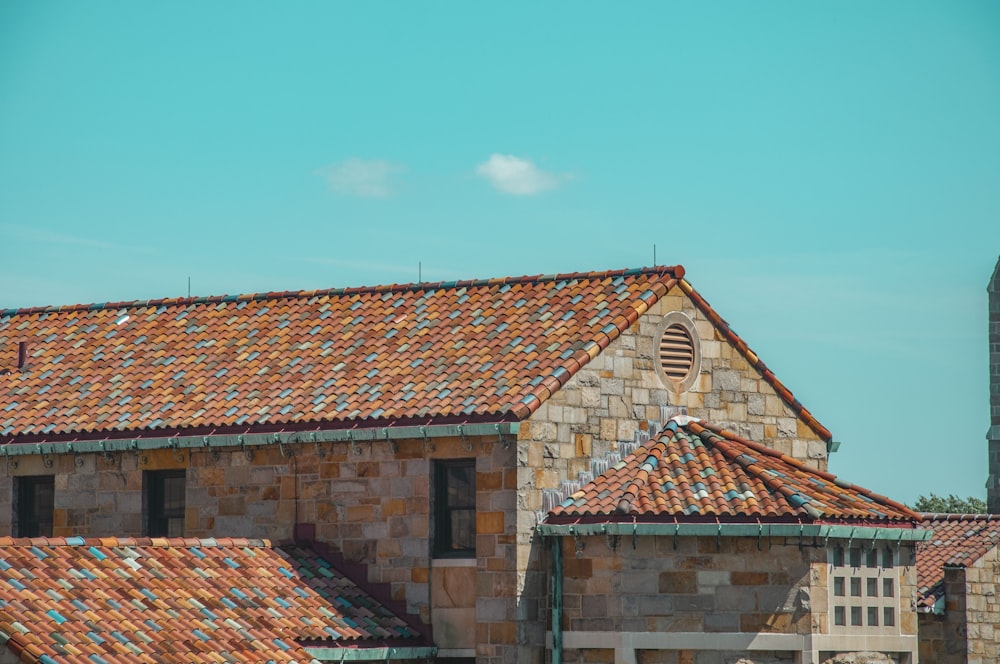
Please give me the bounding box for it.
[659,324,694,381]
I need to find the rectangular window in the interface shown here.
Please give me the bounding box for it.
[829,545,901,635]
[146,470,185,537]
[15,476,54,537]
[433,460,475,557]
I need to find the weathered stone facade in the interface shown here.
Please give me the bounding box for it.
[0,282,836,663]
[551,534,919,664]
[0,433,517,658]
[987,256,1000,514]
[514,287,829,661]
[918,544,1000,664]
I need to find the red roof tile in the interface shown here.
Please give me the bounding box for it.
[0,537,426,663]
[0,267,682,442]
[548,418,917,523]
[915,514,1000,610]
[0,266,832,446]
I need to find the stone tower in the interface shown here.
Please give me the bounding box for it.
[988,256,1000,513]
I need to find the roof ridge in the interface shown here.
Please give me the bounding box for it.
[920,513,998,522]
[1,265,685,317]
[614,435,668,514]
[687,422,823,519]
[677,279,832,443]
[511,271,681,419]
[691,420,919,521]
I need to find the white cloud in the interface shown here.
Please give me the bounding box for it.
[320,158,402,198]
[475,154,569,195]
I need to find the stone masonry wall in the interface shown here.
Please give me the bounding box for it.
[963,545,1000,663]
[514,286,830,662]
[0,433,518,648]
[917,567,968,663]
[554,535,918,664]
[918,544,1000,664]
[558,535,817,636]
[987,256,1000,513]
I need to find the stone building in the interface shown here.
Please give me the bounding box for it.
[539,417,926,664]
[987,256,1000,514]
[916,514,1000,663]
[0,265,927,662]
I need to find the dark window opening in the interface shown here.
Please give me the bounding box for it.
[434,460,475,557]
[16,476,54,537]
[146,470,185,537]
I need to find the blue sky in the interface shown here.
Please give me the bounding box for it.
[1,2,998,505]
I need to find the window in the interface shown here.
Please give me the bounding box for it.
[146,470,185,537]
[829,544,900,635]
[654,312,701,393]
[434,460,475,557]
[15,476,54,537]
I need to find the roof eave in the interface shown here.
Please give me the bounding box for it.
[536,520,932,541]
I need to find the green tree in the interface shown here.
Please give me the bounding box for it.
[913,493,987,514]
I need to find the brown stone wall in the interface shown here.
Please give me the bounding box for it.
[514,286,829,662]
[918,566,967,664]
[964,546,1000,663]
[918,546,1000,664]
[0,433,518,646]
[558,535,817,635]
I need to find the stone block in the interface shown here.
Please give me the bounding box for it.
[777,418,797,437]
[638,594,676,615]
[704,611,740,632]
[659,571,698,594]
[477,511,505,534]
[716,369,740,391]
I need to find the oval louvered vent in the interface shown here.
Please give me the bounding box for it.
[659,324,694,381]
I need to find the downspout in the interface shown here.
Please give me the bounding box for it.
[551,536,563,664]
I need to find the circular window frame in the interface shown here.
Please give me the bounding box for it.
[654,312,701,393]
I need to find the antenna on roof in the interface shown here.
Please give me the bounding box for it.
[653,244,657,266]
[187,277,191,298]
[418,261,422,284]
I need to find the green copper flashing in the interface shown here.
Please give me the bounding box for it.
[536,522,932,542]
[0,422,519,457]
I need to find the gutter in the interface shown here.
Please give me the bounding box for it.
[0,422,519,457]
[305,646,438,661]
[536,522,933,542]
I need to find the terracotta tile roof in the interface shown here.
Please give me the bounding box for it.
[548,418,917,523]
[0,267,683,442]
[0,266,832,446]
[915,514,1000,610]
[677,279,831,442]
[0,537,426,663]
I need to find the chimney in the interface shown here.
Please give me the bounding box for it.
[16,342,27,371]
[987,256,1000,513]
